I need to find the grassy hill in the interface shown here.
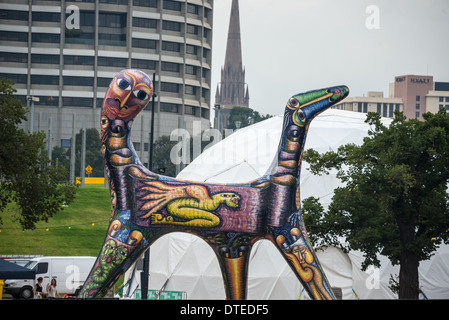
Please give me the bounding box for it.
[0,184,111,257]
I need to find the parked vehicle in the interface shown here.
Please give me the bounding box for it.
[3,256,95,299]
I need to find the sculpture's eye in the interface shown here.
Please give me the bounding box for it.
[117,78,132,91]
[133,89,149,100]
[293,109,306,127]
[289,98,299,108]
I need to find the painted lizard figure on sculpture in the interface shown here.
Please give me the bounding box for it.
[79,69,349,300]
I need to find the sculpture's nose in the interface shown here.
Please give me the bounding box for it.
[297,85,349,121]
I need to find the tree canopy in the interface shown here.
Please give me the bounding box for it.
[0,79,77,230]
[302,110,449,299]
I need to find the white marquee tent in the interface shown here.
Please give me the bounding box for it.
[123,109,449,300]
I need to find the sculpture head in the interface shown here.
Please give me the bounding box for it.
[101,69,153,122]
[215,193,240,208]
[286,86,349,127]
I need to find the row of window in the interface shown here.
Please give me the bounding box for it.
[13,94,210,119]
[2,73,208,93]
[1,27,210,47]
[356,102,401,118]
[0,51,210,77]
[2,8,210,31]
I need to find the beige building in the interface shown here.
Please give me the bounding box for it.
[334,75,449,119]
[332,91,403,118]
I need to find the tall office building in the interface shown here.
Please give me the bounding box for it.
[0,0,213,168]
[214,0,249,129]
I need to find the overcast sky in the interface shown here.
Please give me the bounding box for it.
[211,0,449,116]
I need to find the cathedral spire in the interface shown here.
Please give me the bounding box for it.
[224,0,243,71]
[216,0,249,111]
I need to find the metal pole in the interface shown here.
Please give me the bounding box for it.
[80,118,86,187]
[70,113,76,183]
[141,73,156,300]
[47,116,52,162]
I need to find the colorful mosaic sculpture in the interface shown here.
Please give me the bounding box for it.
[79,69,349,300]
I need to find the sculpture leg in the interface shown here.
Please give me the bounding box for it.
[270,214,336,300]
[208,233,253,300]
[218,253,250,300]
[78,215,163,299]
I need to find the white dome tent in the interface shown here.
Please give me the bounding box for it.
[123,109,449,300]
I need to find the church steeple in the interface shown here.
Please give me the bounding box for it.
[215,0,249,110]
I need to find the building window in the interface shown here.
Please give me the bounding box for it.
[99,33,126,46]
[98,57,128,68]
[132,38,156,49]
[440,97,444,102]
[416,103,420,110]
[357,102,362,112]
[186,24,199,35]
[0,73,27,84]
[389,104,394,117]
[133,0,157,7]
[132,38,157,49]
[161,61,180,73]
[31,75,59,85]
[64,55,94,65]
[99,12,126,28]
[161,82,180,93]
[416,95,420,101]
[32,33,60,43]
[63,76,94,87]
[162,21,181,32]
[185,65,197,75]
[160,102,179,113]
[36,96,58,106]
[162,41,181,52]
[133,17,157,29]
[99,0,128,4]
[97,77,112,87]
[62,97,93,108]
[32,54,59,64]
[185,85,196,95]
[2,10,28,21]
[186,44,198,55]
[185,105,196,115]
[163,0,182,11]
[416,112,420,118]
[446,97,449,102]
[187,4,199,14]
[0,31,28,42]
[131,59,157,70]
[383,103,388,117]
[377,103,381,115]
[1,52,28,63]
[32,12,61,23]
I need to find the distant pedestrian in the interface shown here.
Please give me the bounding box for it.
[34,277,44,299]
[46,278,59,298]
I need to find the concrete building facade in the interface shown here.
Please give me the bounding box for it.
[0,0,213,168]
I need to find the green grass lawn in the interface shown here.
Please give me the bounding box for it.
[0,184,111,257]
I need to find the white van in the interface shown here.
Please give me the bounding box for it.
[3,256,96,299]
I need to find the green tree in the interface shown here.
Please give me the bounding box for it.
[227,106,272,130]
[302,110,449,299]
[0,79,77,230]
